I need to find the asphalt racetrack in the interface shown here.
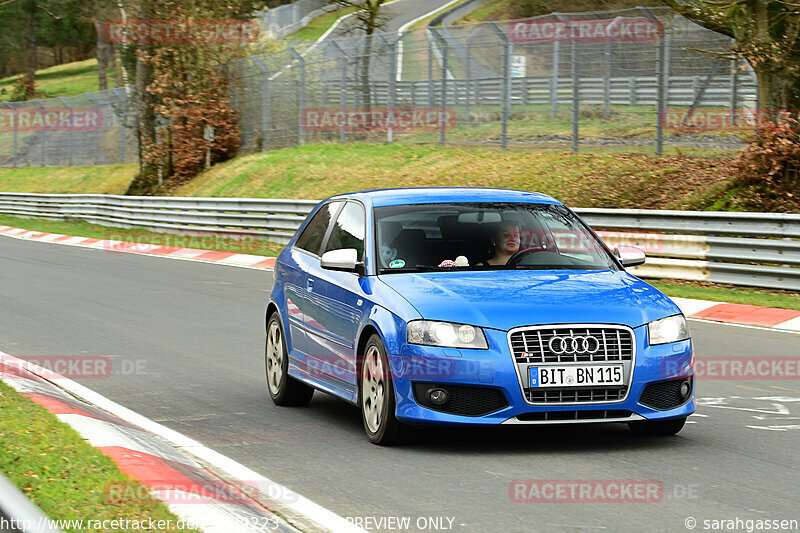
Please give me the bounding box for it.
[1,236,798,533]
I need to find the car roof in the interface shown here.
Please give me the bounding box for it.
[328,187,561,208]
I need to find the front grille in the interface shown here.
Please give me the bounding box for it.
[412,382,509,417]
[516,409,633,422]
[510,326,634,364]
[527,386,627,404]
[508,324,636,405]
[640,378,692,410]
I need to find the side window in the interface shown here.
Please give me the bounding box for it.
[323,202,365,261]
[295,202,342,255]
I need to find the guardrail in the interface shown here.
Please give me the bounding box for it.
[0,193,798,290]
[0,471,64,533]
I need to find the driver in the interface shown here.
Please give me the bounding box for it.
[478,221,521,266]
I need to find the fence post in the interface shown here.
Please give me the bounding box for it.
[58,97,73,166]
[551,39,560,118]
[114,88,127,163]
[252,57,271,151]
[86,94,103,164]
[487,23,511,151]
[427,30,435,110]
[603,19,618,120]
[328,40,349,144]
[639,8,665,156]
[387,40,398,144]
[465,32,474,125]
[555,14,578,153]
[35,100,46,166]
[289,48,306,145]
[429,28,449,146]
[11,107,18,162]
[729,57,739,126]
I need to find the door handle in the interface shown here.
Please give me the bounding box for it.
[306,278,315,291]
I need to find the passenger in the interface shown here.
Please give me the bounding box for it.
[478,221,521,266]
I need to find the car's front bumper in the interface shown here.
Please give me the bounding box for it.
[389,326,694,425]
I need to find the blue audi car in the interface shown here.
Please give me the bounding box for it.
[265,188,694,444]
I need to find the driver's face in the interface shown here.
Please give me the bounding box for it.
[496,225,520,254]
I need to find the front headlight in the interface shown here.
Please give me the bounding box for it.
[648,314,690,345]
[407,320,488,349]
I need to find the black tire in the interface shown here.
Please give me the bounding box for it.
[266,313,314,407]
[359,334,405,445]
[628,416,687,436]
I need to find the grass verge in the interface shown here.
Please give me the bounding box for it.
[649,279,800,312]
[0,165,137,194]
[0,214,285,257]
[0,380,199,532]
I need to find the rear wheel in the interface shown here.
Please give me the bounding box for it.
[360,334,405,445]
[266,314,314,407]
[628,416,686,436]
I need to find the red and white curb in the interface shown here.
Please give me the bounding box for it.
[0,351,364,533]
[2,224,798,332]
[672,297,800,332]
[0,225,277,270]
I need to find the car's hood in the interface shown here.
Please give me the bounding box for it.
[378,270,679,331]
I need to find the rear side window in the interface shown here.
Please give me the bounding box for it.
[295,201,342,255]
[323,202,366,261]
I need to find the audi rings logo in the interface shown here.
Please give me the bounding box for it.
[548,335,601,355]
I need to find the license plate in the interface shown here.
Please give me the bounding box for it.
[529,365,624,387]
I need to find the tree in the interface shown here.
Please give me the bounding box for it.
[0,0,82,97]
[661,0,800,112]
[327,0,390,109]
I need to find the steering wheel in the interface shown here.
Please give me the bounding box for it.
[505,247,549,267]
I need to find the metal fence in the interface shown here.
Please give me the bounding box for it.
[0,6,758,168]
[231,6,756,155]
[1,192,798,290]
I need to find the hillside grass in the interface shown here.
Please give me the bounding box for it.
[0,59,117,102]
[171,142,734,210]
[0,164,137,194]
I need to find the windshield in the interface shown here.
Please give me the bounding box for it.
[374,202,618,273]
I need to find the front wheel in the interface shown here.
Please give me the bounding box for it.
[359,334,405,445]
[266,314,314,407]
[628,416,687,436]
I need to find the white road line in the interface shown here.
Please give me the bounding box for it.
[0,350,364,533]
[395,0,464,81]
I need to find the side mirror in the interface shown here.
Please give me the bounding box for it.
[320,248,364,274]
[614,246,646,267]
